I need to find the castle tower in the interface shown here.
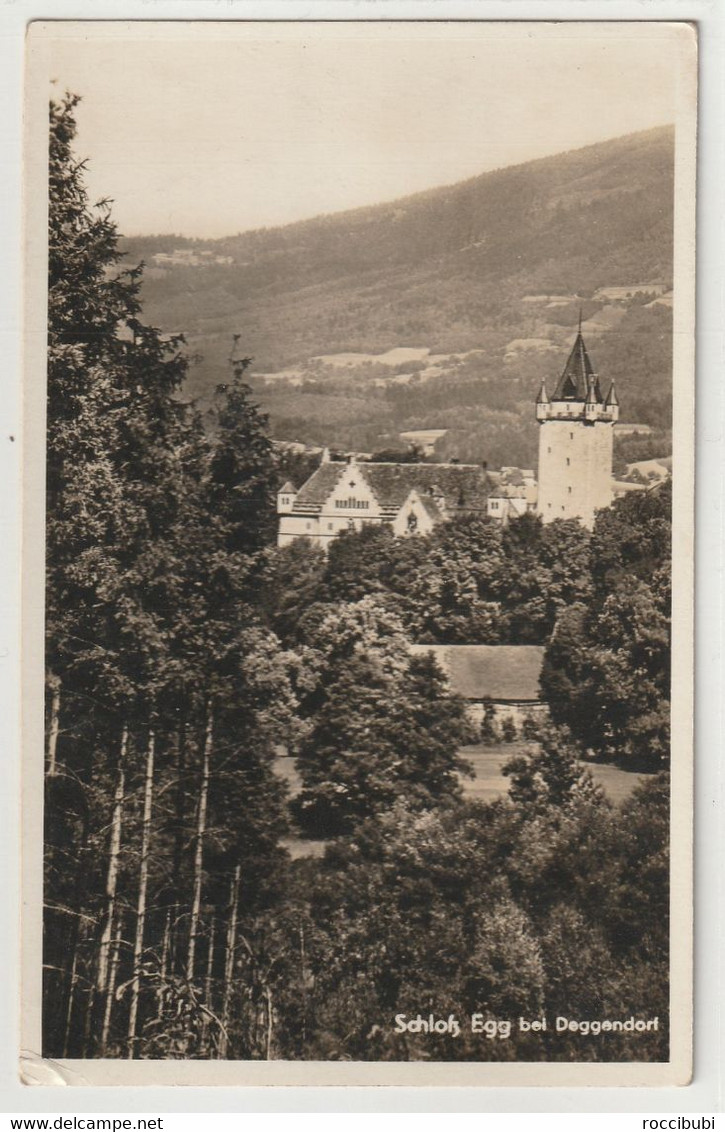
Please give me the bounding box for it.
[536,328,619,528]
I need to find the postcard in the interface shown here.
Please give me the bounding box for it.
[22,19,696,1086]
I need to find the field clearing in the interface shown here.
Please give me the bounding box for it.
[275,745,652,859]
[459,742,654,806]
[312,347,431,367]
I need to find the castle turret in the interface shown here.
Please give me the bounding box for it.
[536,329,618,529]
[535,378,550,420]
[277,480,297,515]
[604,381,620,412]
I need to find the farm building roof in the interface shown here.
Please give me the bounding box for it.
[409,644,545,703]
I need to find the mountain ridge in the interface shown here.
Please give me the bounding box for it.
[122,124,672,250]
[120,126,674,470]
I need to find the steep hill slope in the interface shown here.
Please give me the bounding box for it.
[121,126,674,468]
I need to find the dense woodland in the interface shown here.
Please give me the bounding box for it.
[44,97,671,1062]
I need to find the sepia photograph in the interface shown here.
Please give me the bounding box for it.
[22,20,696,1086]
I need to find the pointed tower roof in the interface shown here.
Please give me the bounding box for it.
[604,381,619,408]
[552,331,602,401]
[585,374,598,406]
[536,378,550,405]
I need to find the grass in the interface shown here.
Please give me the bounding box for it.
[459,741,654,806]
[274,742,653,859]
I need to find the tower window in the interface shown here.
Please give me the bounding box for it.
[570,432,574,440]
[566,458,570,466]
[547,446,551,454]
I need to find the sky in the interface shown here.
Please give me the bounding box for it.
[37,22,681,239]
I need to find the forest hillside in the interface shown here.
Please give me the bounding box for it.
[122,127,674,469]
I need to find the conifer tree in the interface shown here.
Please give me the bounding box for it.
[44,94,294,1058]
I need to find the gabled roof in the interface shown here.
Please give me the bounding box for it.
[290,461,490,515]
[278,480,297,494]
[489,483,526,500]
[552,331,602,401]
[409,644,545,702]
[417,493,445,522]
[292,463,347,510]
[397,488,447,524]
[361,463,489,514]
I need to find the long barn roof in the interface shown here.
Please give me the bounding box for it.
[409,644,545,702]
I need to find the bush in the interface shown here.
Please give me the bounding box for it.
[501,716,518,742]
[522,714,540,740]
[480,700,499,744]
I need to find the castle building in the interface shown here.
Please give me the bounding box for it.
[485,467,538,525]
[277,452,490,549]
[536,328,619,528]
[276,329,624,548]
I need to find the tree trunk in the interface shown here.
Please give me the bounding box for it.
[100,911,122,1053]
[61,944,79,1057]
[264,987,274,1061]
[219,865,241,1058]
[172,715,187,885]
[127,729,155,1058]
[200,916,217,1056]
[97,725,127,993]
[82,982,96,1059]
[46,673,61,776]
[157,908,171,1021]
[299,922,307,1055]
[204,916,216,1007]
[187,703,213,980]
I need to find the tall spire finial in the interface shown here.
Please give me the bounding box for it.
[578,306,583,334]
